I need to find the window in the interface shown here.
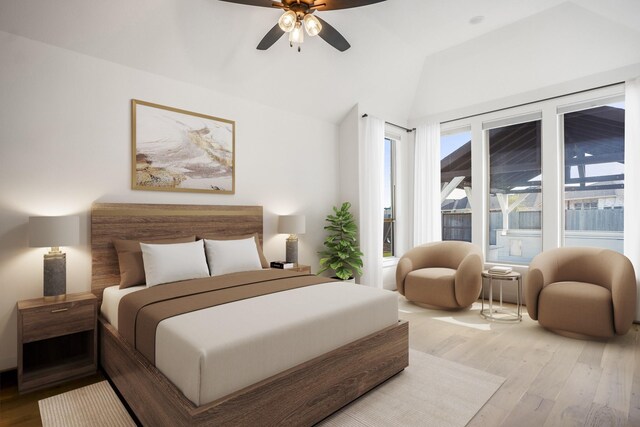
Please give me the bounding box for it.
[438,85,625,266]
[562,101,625,252]
[441,129,472,242]
[487,119,542,264]
[383,137,395,257]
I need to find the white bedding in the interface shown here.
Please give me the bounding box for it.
[101,285,145,330]
[101,281,398,406]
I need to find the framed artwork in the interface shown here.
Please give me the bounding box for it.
[131,99,235,194]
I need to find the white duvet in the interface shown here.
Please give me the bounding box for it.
[101,281,398,406]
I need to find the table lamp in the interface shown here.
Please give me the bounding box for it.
[277,215,305,264]
[29,215,80,298]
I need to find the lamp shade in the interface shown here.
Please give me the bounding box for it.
[278,215,305,235]
[29,216,80,248]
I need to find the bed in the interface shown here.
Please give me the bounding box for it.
[92,203,409,426]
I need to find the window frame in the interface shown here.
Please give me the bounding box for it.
[383,136,397,258]
[440,126,473,243]
[484,116,543,265]
[435,84,625,267]
[558,94,625,251]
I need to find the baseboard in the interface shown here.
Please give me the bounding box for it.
[0,368,17,389]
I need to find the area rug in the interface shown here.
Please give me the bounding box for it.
[318,349,505,427]
[38,381,135,427]
[39,350,504,427]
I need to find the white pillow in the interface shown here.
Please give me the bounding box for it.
[204,237,263,276]
[140,240,210,287]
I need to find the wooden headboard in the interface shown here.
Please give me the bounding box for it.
[91,203,263,301]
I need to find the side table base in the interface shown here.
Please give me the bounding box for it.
[480,270,522,323]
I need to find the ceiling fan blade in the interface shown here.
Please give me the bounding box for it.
[219,0,386,11]
[316,17,350,51]
[313,0,386,11]
[218,0,274,8]
[257,24,285,50]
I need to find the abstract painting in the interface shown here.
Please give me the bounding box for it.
[132,99,235,194]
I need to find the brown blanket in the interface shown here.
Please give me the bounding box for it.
[118,269,335,363]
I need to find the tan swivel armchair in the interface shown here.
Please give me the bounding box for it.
[396,241,483,309]
[526,247,637,339]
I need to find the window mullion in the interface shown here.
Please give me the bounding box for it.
[541,104,562,251]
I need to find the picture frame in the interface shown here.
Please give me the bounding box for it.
[131,99,235,194]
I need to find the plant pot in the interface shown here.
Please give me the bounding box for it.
[331,276,355,284]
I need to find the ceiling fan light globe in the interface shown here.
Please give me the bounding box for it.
[289,21,304,44]
[303,14,322,36]
[278,10,297,32]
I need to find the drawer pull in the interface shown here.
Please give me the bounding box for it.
[51,308,69,313]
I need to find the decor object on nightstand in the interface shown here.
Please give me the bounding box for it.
[278,214,305,264]
[271,262,311,274]
[17,292,97,393]
[29,215,80,298]
[318,202,363,281]
[270,261,295,269]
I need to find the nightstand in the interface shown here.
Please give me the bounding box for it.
[17,292,97,393]
[292,264,311,274]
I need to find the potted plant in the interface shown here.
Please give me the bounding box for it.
[318,202,364,281]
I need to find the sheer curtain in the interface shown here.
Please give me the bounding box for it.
[359,115,385,288]
[625,77,640,321]
[413,122,442,246]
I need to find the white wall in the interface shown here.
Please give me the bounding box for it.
[409,2,640,122]
[0,0,425,125]
[0,31,339,371]
[338,105,361,218]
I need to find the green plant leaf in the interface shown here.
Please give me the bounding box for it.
[316,201,363,280]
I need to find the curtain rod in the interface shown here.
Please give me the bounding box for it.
[441,81,624,125]
[361,114,415,133]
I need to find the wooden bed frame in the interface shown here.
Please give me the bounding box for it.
[91,202,409,426]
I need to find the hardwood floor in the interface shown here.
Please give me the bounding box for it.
[1,299,638,427]
[0,371,105,427]
[398,297,640,427]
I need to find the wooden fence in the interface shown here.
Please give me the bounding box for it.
[442,209,623,243]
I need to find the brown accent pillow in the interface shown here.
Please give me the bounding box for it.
[196,233,268,269]
[113,236,196,289]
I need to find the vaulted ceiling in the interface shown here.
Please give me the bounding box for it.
[0,0,639,124]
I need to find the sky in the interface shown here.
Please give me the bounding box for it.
[441,130,471,159]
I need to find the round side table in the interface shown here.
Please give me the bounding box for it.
[480,270,522,322]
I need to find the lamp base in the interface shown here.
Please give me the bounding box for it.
[285,238,298,264]
[43,252,66,297]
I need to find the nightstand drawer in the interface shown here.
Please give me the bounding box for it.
[17,292,97,393]
[21,302,95,343]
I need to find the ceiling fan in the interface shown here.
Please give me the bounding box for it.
[219,0,386,52]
